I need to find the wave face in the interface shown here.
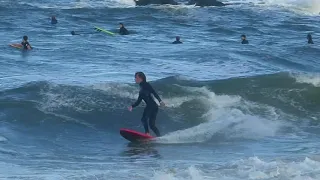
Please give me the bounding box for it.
[1,74,320,179]
[1,73,319,142]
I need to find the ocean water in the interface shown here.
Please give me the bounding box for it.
[1,0,320,179]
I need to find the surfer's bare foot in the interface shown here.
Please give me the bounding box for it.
[146,133,150,136]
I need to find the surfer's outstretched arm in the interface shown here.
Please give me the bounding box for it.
[128,93,142,111]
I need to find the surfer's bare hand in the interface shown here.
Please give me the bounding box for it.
[128,106,133,112]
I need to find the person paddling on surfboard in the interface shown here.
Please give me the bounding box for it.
[119,23,129,35]
[71,31,80,35]
[21,36,32,50]
[128,72,165,137]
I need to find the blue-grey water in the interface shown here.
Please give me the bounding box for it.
[1,0,320,179]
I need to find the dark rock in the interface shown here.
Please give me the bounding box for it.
[134,0,178,6]
[188,0,225,7]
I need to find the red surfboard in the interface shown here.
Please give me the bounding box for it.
[120,128,154,142]
[9,44,32,50]
[9,44,23,49]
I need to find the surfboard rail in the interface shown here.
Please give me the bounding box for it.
[120,128,154,142]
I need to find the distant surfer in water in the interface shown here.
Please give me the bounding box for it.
[119,23,129,35]
[21,36,32,50]
[71,31,80,35]
[241,35,249,44]
[128,72,165,137]
[51,16,57,24]
[307,34,314,44]
[172,36,182,44]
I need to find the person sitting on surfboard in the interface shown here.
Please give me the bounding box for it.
[307,33,314,44]
[119,23,129,35]
[51,16,58,24]
[21,36,32,50]
[241,35,249,44]
[172,36,182,44]
[128,72,165,137]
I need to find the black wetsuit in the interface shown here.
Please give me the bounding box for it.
[172,40,182,44]
[308,39,314,44]
[241,40,249,44]
[132,81,162,137]
[21,41,31,50]
[119,27,129,35]
[51,19,58,24]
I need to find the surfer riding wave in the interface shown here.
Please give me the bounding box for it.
[128,72,165,137]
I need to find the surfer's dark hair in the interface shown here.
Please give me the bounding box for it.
[241,34,246,38]
[23,36,28,41]
[135,72,146,82]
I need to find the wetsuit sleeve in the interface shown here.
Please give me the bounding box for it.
[22,42,31,49]
[148,83,162,102]
[119,28,124,35]
[132,92,142,108]
[26,42,31,49]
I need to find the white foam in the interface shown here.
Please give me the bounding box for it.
[1,156,318,179]
[151,157,320,180]
[227,115,282,138]
[92,83,138,100]
[293,73,320,87]
[40,83,285,143]
[92,83,193,108]
[234,156,320,180]
[39,83,126,113]
[115,0,136,6]
[18,0,136,9]
[0,136,8,142]
[275,0,320,15]
[39,89,94,113]
[152,166,205,180]
[36,84,98,128]
[157,86,283,144]
[228,0,320,15]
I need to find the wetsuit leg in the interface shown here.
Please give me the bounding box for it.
[141,108,149,134]
[149,107,160,137]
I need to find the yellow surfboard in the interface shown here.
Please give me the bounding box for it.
[94,26,115,36]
